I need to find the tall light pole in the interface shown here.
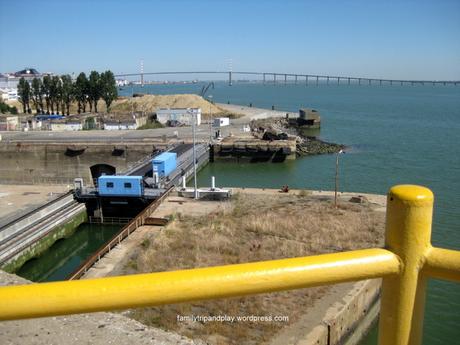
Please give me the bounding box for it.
[189,108,198,199]
[334,149,344,208]
[208,95,213,143]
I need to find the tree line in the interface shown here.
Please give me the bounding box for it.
[17,70,118,115]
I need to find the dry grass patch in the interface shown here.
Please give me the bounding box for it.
[127,193,385,345]
[110,94,241,119]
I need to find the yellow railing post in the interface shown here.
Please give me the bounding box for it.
[378,185,434,345]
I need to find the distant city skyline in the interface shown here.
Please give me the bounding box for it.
[1,0,459,80]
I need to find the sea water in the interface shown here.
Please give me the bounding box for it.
[121,82,460,344]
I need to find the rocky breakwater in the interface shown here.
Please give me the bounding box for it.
[250,117,345,156]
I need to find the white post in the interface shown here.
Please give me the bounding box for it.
[208,95,213,143]
[334,149,344,208]
[182,176,186,189]
[191,109,198,199]
[211,176,215,190]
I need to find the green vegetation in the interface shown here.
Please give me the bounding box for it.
[137,120,164,130]
[83,117,97,130]
[0,100,18,114]
[16,70,118,115]
[100,71,117,112]
[17,77,31,113]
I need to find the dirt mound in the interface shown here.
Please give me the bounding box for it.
[110,94,230,118]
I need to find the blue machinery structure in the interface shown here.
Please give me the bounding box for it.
[152,152,177,178]
[98,176,144,197]
[74,143,208,218]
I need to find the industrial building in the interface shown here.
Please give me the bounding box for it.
[213,117,230,127]
[152,152,177,177]
[0,88,18,101]
[156,108,201,126]
[98,176,144,197]
[0,115,19,131]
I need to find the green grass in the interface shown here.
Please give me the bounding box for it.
[137,121,164,130]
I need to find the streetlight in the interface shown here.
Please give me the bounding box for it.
[188,108,198,199]
[334,149,345,208]
[208,95,213,143]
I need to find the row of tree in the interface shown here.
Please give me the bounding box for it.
[17,70,118,115]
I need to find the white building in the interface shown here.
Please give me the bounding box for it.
[116,79,129,87]
[0,88,18,101]
[103,120,138,130]
[50,120,83,131]
[0,115,19,131]
[119,121,137,130]
[213,117,230,127]
[156,108,201,126]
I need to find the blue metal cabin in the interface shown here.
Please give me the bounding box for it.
[35,114,65,121]
[152,152,177,177]
[98,176,144,197]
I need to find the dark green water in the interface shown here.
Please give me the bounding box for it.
[122,82,460,344]
[16,223,121,282]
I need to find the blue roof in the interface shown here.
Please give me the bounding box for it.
[99,175,143,180]
[35,115,65,120]
[153,152,177,162]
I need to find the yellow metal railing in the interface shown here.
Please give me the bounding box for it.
[0,185,459,345]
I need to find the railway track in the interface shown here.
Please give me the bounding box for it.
[0,195,85,266]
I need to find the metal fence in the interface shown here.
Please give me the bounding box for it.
[66,186,174,280]
[87,216,132,225]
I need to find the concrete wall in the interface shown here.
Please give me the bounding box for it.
[0,143,159,184]
[303,279,381,345]
[1,208,87,273]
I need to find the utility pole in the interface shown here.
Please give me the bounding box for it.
[228,58,233,86]
[208,95,213,143]
[334,149,344,208]
[140,59,144,87]
[190,109,198,199]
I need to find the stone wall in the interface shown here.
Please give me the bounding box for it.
[0,143,159,184]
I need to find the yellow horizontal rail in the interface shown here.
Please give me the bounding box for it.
[0,248,400,321]
[424,247,460,282]
[1,184,459,345]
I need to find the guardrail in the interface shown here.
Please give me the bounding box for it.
[0,185,459,345]
[66,186,174,280]
[88,216,132,225]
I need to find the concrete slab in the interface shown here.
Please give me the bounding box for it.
[0,184,70,227]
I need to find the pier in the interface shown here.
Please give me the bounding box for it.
[213,135,296,162]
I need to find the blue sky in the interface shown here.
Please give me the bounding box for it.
[0,0,459,80]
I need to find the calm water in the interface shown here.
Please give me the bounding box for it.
[16,223,121,282]
[123,82,460,344]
